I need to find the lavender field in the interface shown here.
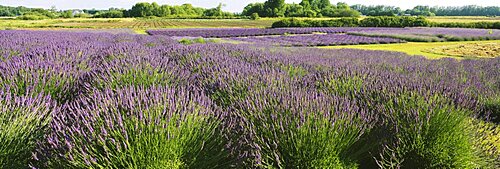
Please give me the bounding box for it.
[1,30,499,169]
[229,34,404,46]
[149,27,500,44]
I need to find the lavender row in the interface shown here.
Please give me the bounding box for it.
[349,27,500,42]
[354,27,500,38]
[146,27,403,38]
[147,27,500,40]
[147,28,314,38]
[229,34,405,46]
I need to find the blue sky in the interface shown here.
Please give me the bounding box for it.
[1,0,498,12]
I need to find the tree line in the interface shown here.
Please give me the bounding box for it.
[351,5,500,16]
[242,0,361,17]
[120,2,233,18]
[1,2,499,20]
[272,16,430,28]
[272,16,500,29]
[0,3,235,20]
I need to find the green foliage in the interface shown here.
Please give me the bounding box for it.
[377,94,487,168]
[178,38,208,45]
[60,10,73,18]
[178,38,193,45]
[401,5,500,17]
[432,21,500,29]
[243,0,359,18]
[0,95,52,168]
[251,108,363,168]
[94,10,124,18]
[472,120,500,166]
[317,75,364,97]
[359,16,430,27]
[264,0,286,17]
[272,17,360,28]
[203,3,234,18]
[483,96,500,123]
[73,13,92,18]
[0,69,78,103]
[281,64,308,78]
[273,16,431,28]
[240,89,372,168]
[351,5,402,16]
[98,65,177,90]
[16,14,49,20]
[57,101,228,168]
[250,13,260,20]
[125,2,225,18]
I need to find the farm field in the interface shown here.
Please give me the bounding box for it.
[1,26,500,169]
[1,16,500,30]
[0,18,280,29]
[424,42,500,58]
[427,16,500,23]
[325,40,500,59]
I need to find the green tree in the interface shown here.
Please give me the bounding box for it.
[129,2,153,17]
[300,0,311,10]
[264,0,285,17]
[312,0,331,11]
[157,5,171,17]
[61,10,73,18]
[250,13,260,20]
[242,3,266,16]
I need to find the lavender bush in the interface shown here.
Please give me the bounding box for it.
[0,92,55,168]
[46,86,231,168]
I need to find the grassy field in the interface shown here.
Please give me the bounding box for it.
[427,16,500,23]
[2,16,499,30]
[323,40,500,59]
[0,18,280,29]
[424,42,499,58]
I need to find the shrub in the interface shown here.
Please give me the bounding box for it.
[192,37,206,44]
[360,16,430,27]
[432,21,500,29]
[0,64,80,103]
[0,93,54,168]
[16,14,49,20]
[177,38,207,45]
[273,16,430,28]
[94,10,124,18]
[272,17,359,28]
[238,87,375,168]
[250,13,260,20]
[47,87,231,168]
[178,38,193,45]
[376,94,486,168]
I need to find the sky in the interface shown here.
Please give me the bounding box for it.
[1,0,498,12]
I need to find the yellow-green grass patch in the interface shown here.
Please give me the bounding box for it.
[427,16,500,23]
[424,43,499,58]
[321,40,500,59]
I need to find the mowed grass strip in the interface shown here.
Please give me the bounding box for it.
[424,43,499,58]
[322,40,500,59]
[427,16,500,23]
[51,18,280,28]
